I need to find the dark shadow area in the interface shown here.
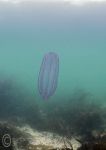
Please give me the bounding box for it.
[41,90,106,141]
[0,76,42,128]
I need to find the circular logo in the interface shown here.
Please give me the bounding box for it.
[2,134,12,147]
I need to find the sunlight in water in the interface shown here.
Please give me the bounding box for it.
[0,0,106,5]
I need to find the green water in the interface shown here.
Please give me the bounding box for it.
[0,2,106,104]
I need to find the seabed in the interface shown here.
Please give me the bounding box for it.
[1,121,106,150]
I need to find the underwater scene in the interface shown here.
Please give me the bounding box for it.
[0,0,106,149]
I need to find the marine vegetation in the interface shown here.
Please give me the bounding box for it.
[42,89,106,140]
[77,131,106,150]
[0,76,106,149]
[0,76,42,128]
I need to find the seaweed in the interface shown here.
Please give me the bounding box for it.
[0,77,42,129]
[42,89,106,141]
[0,76,106,150]
[78,131,106,150]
